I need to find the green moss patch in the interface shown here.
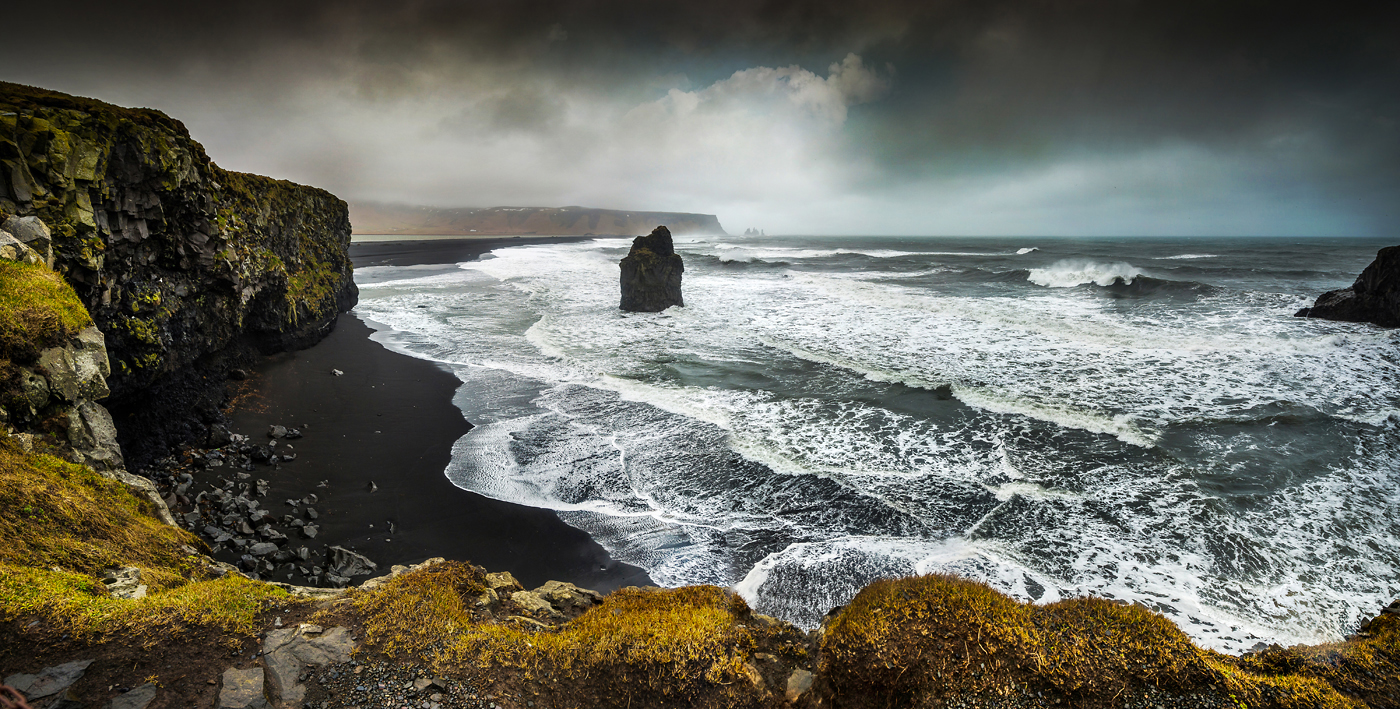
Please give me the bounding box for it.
[820,574,1360,709]
[0,260,91,361]
[350,563,800,708]
[0,438,285,640]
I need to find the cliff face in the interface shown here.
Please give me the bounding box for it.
[352,202,727,237]
[1296,245,1400,327]
[0,82,357,468]
[619,226,684,312]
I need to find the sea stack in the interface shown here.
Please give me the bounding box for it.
[619,225,684,312]
[1295,245,1400,327]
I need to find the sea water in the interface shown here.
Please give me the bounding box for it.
[353,235,1399,652]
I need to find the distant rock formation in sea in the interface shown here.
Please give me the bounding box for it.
[1295,245,1400,327]
[619,226,683,312]
[351,201,726,237]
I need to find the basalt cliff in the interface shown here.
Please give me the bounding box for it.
[1295,245,1400,327]
[0,82,356,469]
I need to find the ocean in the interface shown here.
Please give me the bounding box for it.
[353,235,1399,653]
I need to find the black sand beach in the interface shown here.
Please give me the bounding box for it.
[225,236,650,592]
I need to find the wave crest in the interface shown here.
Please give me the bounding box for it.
[1028,259,1142,288]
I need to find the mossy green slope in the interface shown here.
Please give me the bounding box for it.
[820,574,1392,709]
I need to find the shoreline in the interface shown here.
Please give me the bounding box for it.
[350,235,596,267]
[220,235,651,593]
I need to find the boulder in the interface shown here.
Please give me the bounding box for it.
[510,590,562,619]
[99,469,176,525]
[786,668,815,703]
[218,667,269,709]
[261,625,355,706]
[3,660,92,701]
[38,326,112,402]
[108,682,158,709]
[532,580,604,618]
[326,545,377,577]
[619,225,684,312]
[65,400,124,470]
[1296,245,1400,327]
[485,571,524,594]
[2,215,53,265]
[100,566,148,600]
[0,230,43,265]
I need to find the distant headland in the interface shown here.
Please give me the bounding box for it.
[350,201,727,237]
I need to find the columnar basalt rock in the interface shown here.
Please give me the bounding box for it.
[619,225,684,312]
[0,82,358,468]
[1296,245,1400,327]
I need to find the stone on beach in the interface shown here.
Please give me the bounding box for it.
[327,545,378,577]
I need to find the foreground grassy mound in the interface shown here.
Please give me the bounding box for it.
[0,260,91,362]
[349,562,808,708]
[820,574,1390,709]
[0,437,285,642]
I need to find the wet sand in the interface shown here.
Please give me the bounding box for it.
[224,236,650,592]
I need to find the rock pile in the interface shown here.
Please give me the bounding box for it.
[1296,244,1400,327]
[147,423,377,588]
[619,225,684,312]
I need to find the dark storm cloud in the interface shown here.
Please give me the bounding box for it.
[3,1,1397,234]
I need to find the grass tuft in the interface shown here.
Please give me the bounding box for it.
[0,261,92,362]
[0,438,286,639]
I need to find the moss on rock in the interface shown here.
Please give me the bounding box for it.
[1,81,357,467]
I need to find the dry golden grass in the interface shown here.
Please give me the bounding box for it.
[0,438,286,639]
[820,574,1360,709]
[351,563,785,707]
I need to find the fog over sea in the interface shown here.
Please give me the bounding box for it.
[353,235,1399,653]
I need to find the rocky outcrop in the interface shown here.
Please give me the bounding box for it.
[619,225,684,312]
[1,82,357,469]
[1295,245,1400,327]
[4,323,124,470]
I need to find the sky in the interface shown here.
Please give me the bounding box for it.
[3,1,1398,236]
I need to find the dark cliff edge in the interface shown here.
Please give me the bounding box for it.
[619,225,684,312]
[1295,245,1400,327]
[0,82,357,470]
